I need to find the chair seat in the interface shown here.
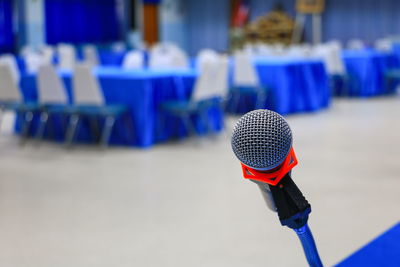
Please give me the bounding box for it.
[41,104,77,114]
[74,104,128,116]
[385,69,400,79]
[231,86,266,94]
[160,100,198,114]
[161,97,222,114]
[0,101,39,111]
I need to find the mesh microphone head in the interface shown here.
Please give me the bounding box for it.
[231,109,292,171]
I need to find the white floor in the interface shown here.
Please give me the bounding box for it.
[0,98,399,267]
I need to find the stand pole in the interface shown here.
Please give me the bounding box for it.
[294,223,323,267]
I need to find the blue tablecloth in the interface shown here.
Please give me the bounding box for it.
[231,58,330,115]
[98,51,127,66]
[336,222,400,267]
[342,50,399,96]
[18,67,223,147]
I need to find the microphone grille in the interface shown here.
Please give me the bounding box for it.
[231,109,292,170]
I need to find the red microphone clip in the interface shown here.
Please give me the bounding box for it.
[241,147,298,186]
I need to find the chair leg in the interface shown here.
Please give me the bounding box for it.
[124,114,135,145]
[64,114,80,148]
[19,111,34,146]
[181,114,196,137]
[89,116,100,143]
[0,108,4,131]
[100,115,116,148]
[232,91,241,114]
[34,111,49,145]
[201,109,213,135]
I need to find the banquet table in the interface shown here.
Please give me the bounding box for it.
[231,57,330,115]
[342,50,399,97]
[18,67,223,147]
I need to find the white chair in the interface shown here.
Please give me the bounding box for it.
[35,65,71,142]
[40,45,55,65]
[197,49,219,73]
[375,38,392,52]
[83,45,99,66]
[314,43,349,96]
[20,45,36,58]
[122,50,144,70]
[149,43,188,69]
[313,43,345,75]
[231,51,266,112]
[57,44,76,70]
[210,55,229,99]
[0,54,20,85]
[233,51,259,86]
[347,39,365,50]
[111,42,126,52]
[65,64,128,147]
[286,44,312,58]
[24,52,45,73]
[160,57,228,136]
[0,64,38,143]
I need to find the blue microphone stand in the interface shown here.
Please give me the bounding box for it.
[261,173,324,267]
[294,223,323,267]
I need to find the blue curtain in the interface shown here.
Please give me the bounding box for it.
[45,0,121,44]
[0,0,13,53]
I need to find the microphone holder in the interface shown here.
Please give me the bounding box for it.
[255,173,323,267]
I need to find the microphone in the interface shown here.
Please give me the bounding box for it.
[231,109,323,267]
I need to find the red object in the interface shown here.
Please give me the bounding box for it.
[231,0,250,27]
[241,148,298,186]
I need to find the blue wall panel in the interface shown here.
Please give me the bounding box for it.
[186,0,230,56]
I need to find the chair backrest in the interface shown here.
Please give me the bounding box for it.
[375,38,392,52]
[83,45,99,66]
[40,45,55,65]
[233,51,259,86]
[37,65,68,105]
[111,41,126,52]
[57,43,76,70]
[24,52,45,73]
[20,45,35,57]
[0,64,22,102]
[149,43,188,69]
[192,56,229,102]
[212,55,229,98]
[347,39,365,50]
[197,49,219,72]
[313,43,345,75]
[0,54,20,84]
[72,64,104,106]
[122,50,144,69]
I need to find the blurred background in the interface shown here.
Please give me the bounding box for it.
[0,0,399,266]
